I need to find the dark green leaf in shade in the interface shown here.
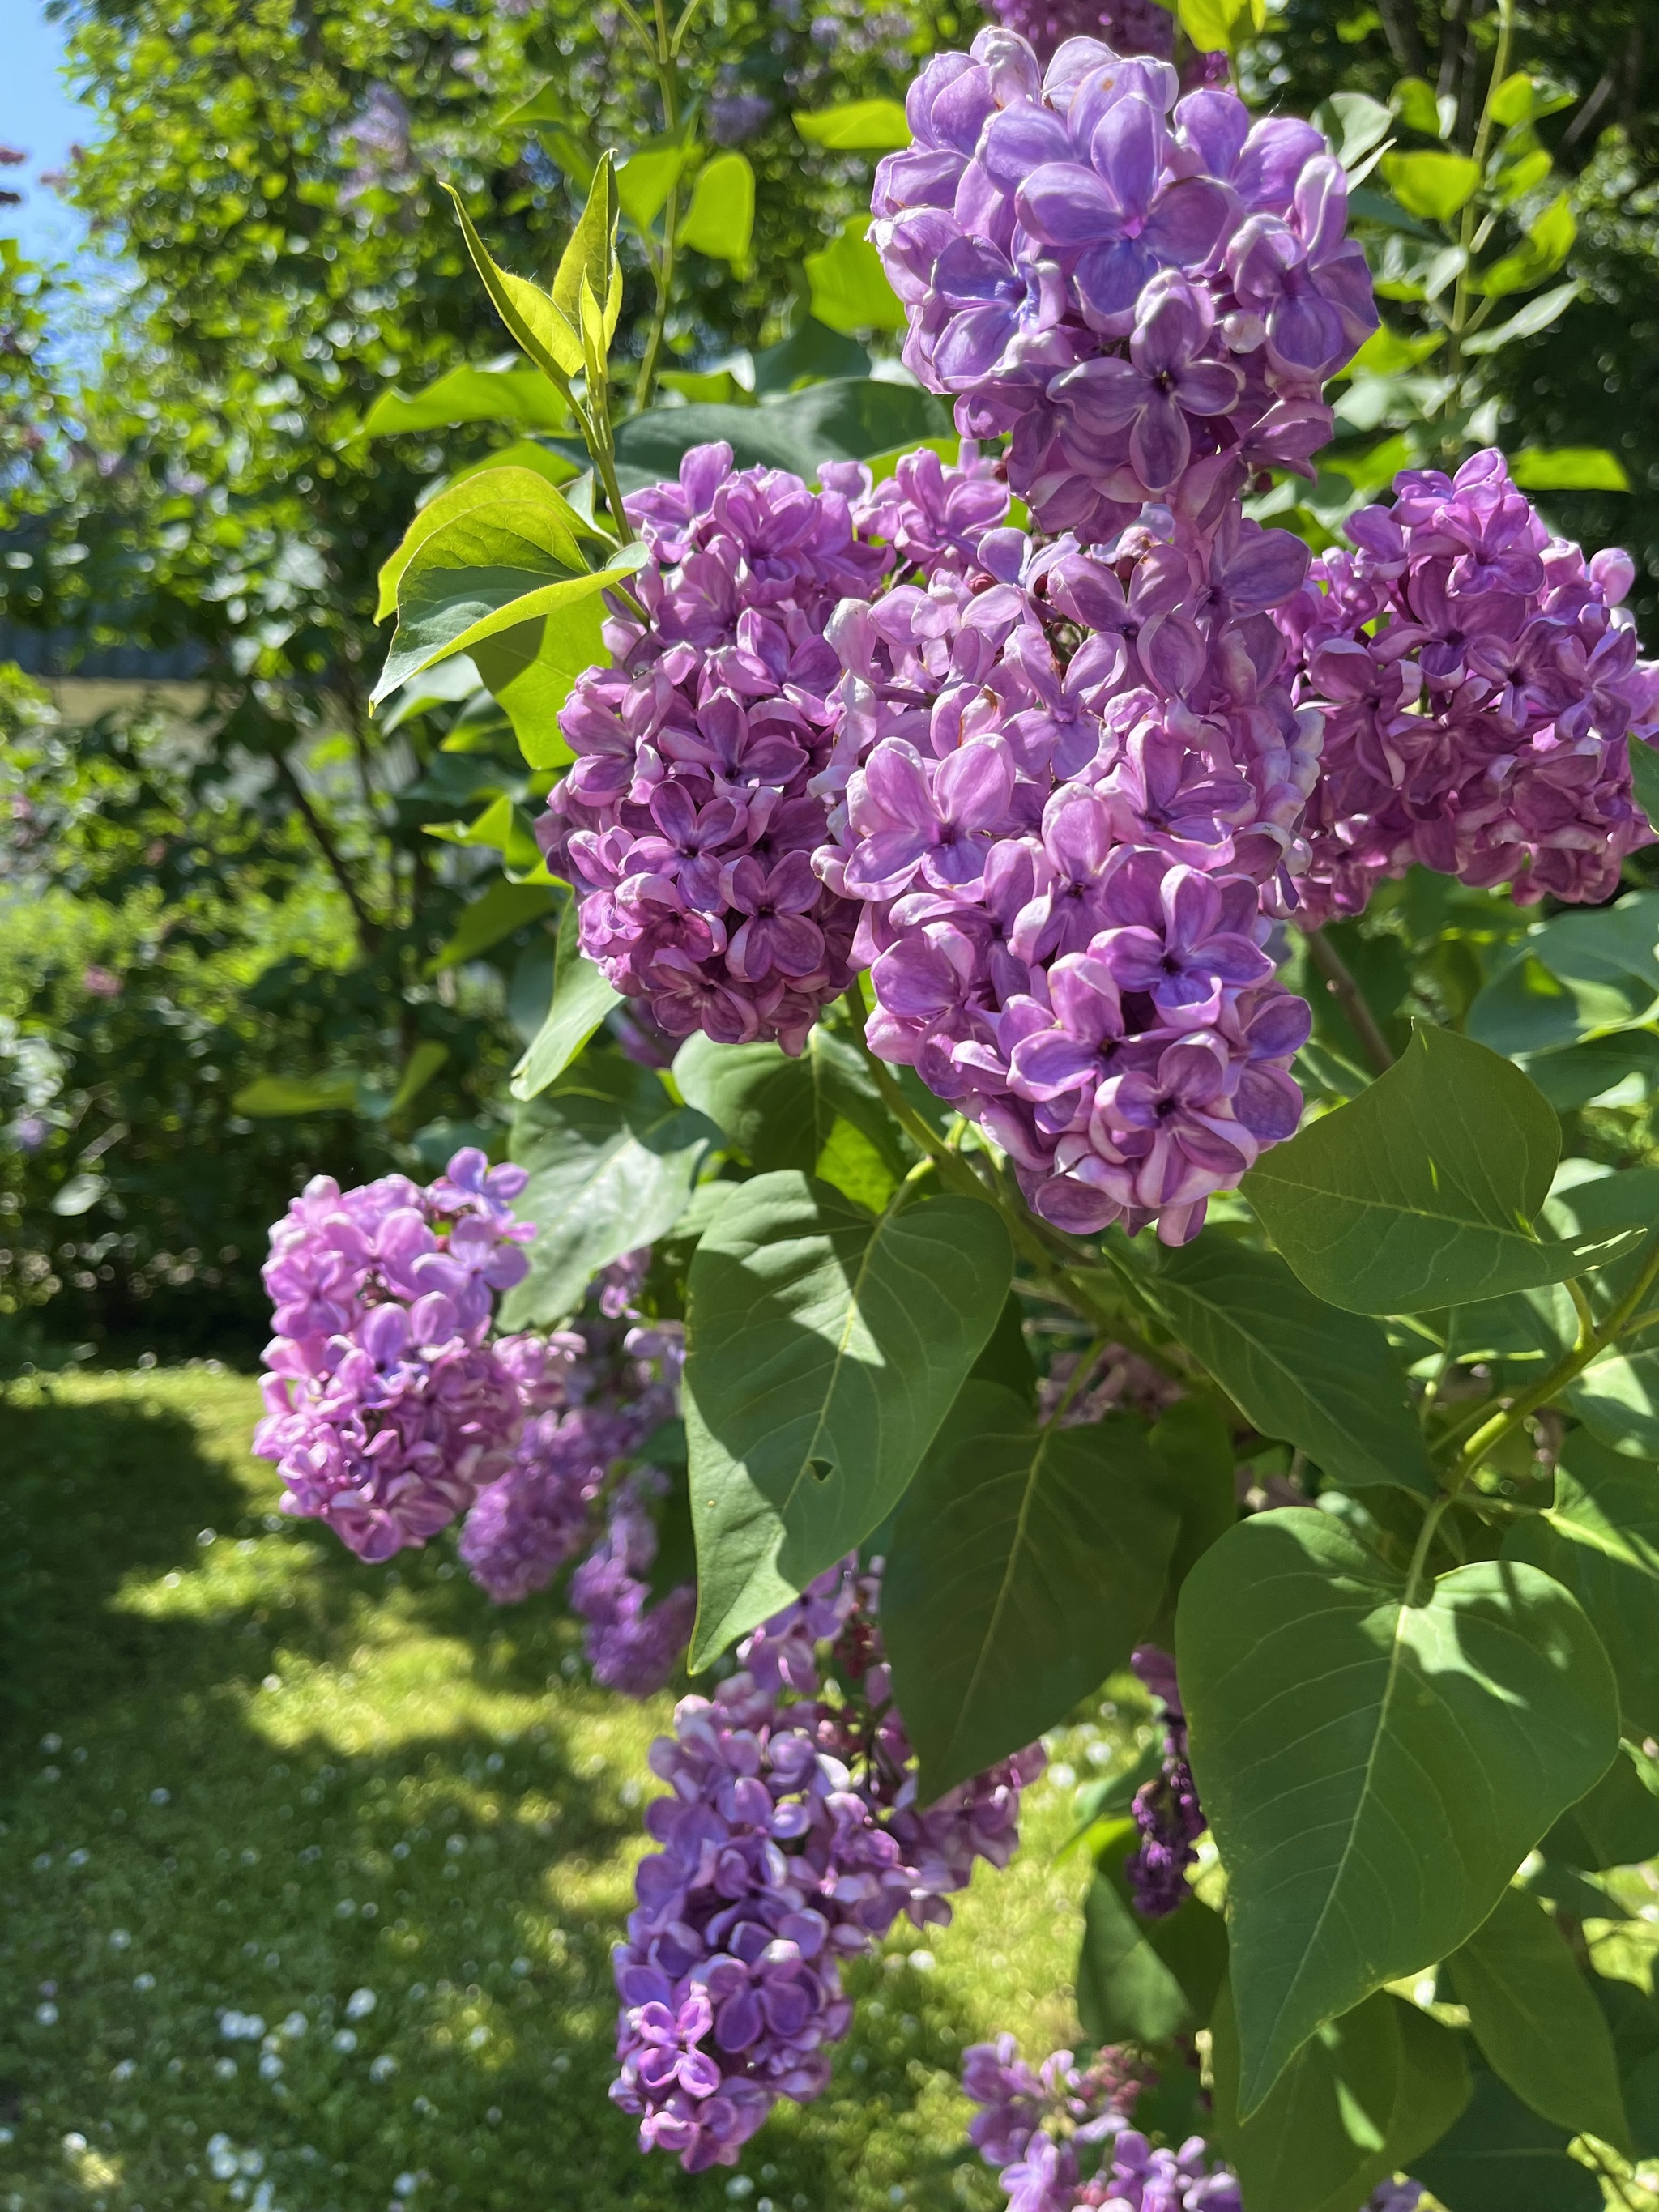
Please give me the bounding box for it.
[1594,1977,1659,2159]
[882,1384,1179,1796]
[597,379,952,492]
[510,900,622,1101]
[1414,2068,1601,2212]
[428,878,556,975]
[1447,1885,1630,2150]
[1149,1397,1238,1598]
[1503,1430,1659,1737]
[1545,1742,1659,1872]
[1076,1820,1228,2046]
[1178,1509,1619,2115]
[969,1295,1038,1406]
[500,1053,718,1327]
[1132,1232,1436,1495]
[1243,1025,1643,1313]
[684,1173,1011,1666]
[672,1029,902,1180]
[1211,1979,1470,2212]
[1631,738,1659,835]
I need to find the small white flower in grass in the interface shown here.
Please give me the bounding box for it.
[198,1528,215,1546]
[335,1900,356,1919]
[467,2025,488,2050]
[150,1788,170,1805]
[279,2011,308,2039]
[208,2136,238,2179]
[370,2056,398,2083]
[1048,1763,1076,1791]
[445,1835,466,1856]
[726,2180,754,2201]
[109,1929,130,1950]
[259,2053,284,2081]
[332,2028,358,2053]
[510,1958,531,1978]
[134,1973,156,1993]
[31,1854,49,1872]
[346,1988,377,2019]
[0,2125,12,2143]
[908,1950,936,1973]
[215,2056,238,2079]
[62,2132,87,2155]
[485,2107,501,2126]
[394,2175,419,2196]
[35,2002,58,2026]
[41,1733,62,1753]
[66,1848,88,1868]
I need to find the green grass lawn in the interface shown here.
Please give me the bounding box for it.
[0,1369,1147,2212]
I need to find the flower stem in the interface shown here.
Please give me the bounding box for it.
[1303,927,1395,1076]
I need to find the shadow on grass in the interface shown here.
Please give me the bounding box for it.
[0,1384,996,2212]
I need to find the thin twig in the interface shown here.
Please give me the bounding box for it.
[1303,927,1396,1076]
[273,751,382,953]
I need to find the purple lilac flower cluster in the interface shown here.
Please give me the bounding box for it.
[1124,1644,1205,1920]
[538,443,892,1053]
[254,1149,535,1562]
[985,0,1174,70]
[814,501,1319,1243]
[610,1558,1044,2172]
[1279,449,1659,919]
[872,29,1375,539]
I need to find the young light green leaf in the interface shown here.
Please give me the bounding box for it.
[677,151,755,264]
[1414,2068,1601,2212]
[1132,1232,1437,1495]
[881,1383,1179,1796]
[804,215,906,335]
[1179,1508,1619,2116]
[1508,445,1631,491]
[616,140,691,231]
[1475,191,1576,297]
[553,150,621,345]
[1322,90,1394,168]
[375,465,589,623]
[1449,1886,1629,2151]
[1461,283,1580,355]
[499,1055,717,1328]
[792,100,911,151]
[444,184,583,381]
[510,899,622,1101]
[1211,1980,1469,2212]
[1504,1430,1659,1737]
[376,506,645,703]
[469,590,606,770]
[1392,75,1448,138]
[361,360,572,438]
[684,1172,1012,1666]
[232,1072,360,1116]
[1242,1023,1644,1313]
[1078,1822,1228,2046]
[1380,150,1480,221]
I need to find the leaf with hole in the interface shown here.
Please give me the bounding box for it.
[684,1172,1011,1665]
[1179,1508,1618,2115]
[881,1383,1178,1796]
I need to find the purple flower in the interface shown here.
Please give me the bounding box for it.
[1047,272,1242,492]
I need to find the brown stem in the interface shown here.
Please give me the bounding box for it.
[1305,927,1396,1076]
[1377,0,1427,79]
[273,751,382,954]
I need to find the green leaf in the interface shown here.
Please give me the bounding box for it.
[553,151,621,347]
[1179,1508,1619,2115]
[1503,1431,1659,1736]
[1475,192,1577,297]
[792,100,911,151]
[445,185,583,381]
[659,368,754,407]
[602,379,952,492]
[377,518,644,704]
[1145,1396,1239,1641]
[1414,2068,1601,2212]
[684,1172,1012,1665]
[1322,91,1395,169]
[1508,445,1631,491]
[1631,737,1659,833]
[361,361,572,438]
[1242,1024,1644,1314]
[1545,1743,1659,1872]
[804,215,905,335]
[881,1383,1179,1796]
[672,1029,901,1179]
[677,152,755,264]
[968,1294,1036,1405]
[427,878,556,974]
[231,1072,358,1116]
[1596,1979,1659,2161]
[1380,150,1480,221]
[1461,283,1580,356]
[375,464,592,624]
[1132,1232,1437,1495]
[1448,1885,1630,2151]
[510,900,623,1102]
[751,318,870,394]
[1077,1823,1229,2045]
[1392,76,1448,139]
[500,1053,717,1328]
[386,1039,449,1117]
[1468,896,1659,1054]
[1175,0,1254,52]
[1345,322,1445,375]
[470,590,608,769]
[616,140,691,232]
[1211,1980,1470,2212]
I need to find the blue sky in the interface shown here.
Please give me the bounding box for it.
[2,1,99,266]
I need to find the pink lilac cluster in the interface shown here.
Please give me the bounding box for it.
[253,1149,535,1562]
[538,443,892,1053]
[814,503,1318,1243]
[1279,449,1659,919]
[610,1558,1043,2172]
[962,2038,1239,2212]
[871,29,1375,540]
[1124,1644,1205,1920]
